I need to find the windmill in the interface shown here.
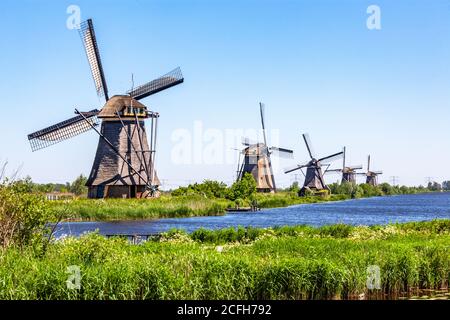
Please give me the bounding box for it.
[27,19,184,199]
[235,103,293,193]
[326,147,363,183]
[285,134,343,196]
[358,155,382,186]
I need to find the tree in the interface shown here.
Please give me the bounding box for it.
[70,174,88,196]
[428,181,442,192]
[227,173,257,201]
[171,180,228,198]
[12,176,35,193]
[442,181,450,191]
[288,181,300,193]
[379,182,393,195]
[0,182,54,249]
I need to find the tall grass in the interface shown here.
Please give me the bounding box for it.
[0,220,448,300]
[50,195,232,221]
[254,192,350,209]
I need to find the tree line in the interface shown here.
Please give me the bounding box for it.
[11,175,88,196]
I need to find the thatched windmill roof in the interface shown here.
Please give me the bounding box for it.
[98,95,147,118]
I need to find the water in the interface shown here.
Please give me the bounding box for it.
[54,192,450,237]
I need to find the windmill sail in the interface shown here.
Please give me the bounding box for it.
[348,165,363,170]
[259,102,267,146]
[270,147,294,159]
[28,110,100,151]
[318,151,344,163]
[284,162,309,174]
[302,133,316,159]
[79,19,109,100]
[127,67,184,100]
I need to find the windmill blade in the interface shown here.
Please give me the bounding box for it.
[28,110,100,152]
[127,67,184,100]
[317,172,327,190]
[318,151,344,163]
[373,171,383,175]
[302,133,316,159]
[324,169,342,174]
[270,147,294,159]
[284,165,302,174]
[284,162,309,174]
[78,19,109,100]
[259,102,268,146]
[342,146,346,170]
[348,165,363,170]
[367,155,371,172]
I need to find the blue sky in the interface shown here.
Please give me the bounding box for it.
[1,0,450,188]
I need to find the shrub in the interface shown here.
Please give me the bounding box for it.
[0,183,54,249]
[227,173,257,201]
[171,180,228,198]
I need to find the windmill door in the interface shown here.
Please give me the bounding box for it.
[97,185,105,198]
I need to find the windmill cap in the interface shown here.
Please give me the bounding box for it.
[98,95,147,118]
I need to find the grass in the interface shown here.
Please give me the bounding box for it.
[0,220,448,299]
[49,195,232,221]
[50,192,352,222]
[254,192,350,209]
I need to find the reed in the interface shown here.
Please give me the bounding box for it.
[50,195,232,221]
[0,220,448,300]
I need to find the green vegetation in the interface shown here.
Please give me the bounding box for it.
[328,181,431,198]
[13,174,88,195]
[0,182,55,249]
[172,173,257,202]
[50,195,231,221]
[1,178,449,300]
[0,220,448,299]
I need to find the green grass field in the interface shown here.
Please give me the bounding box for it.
[1,220,448,300]
[50,195,232,221]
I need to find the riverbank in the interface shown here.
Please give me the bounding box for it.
[50,192,352,222]
[1,220,449,299]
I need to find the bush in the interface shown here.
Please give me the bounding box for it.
[171,180,228,198]
[70,174,88,196]
[227,173,257,201]
[0,183,54,249]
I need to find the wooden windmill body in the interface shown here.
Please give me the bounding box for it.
[285,134,343,196]
[238,143,276,192]
[27,19,183,198]
[360,155,382,186]
[236,103,293,193]
[303,164,328,191]
[86,96,161,198]
[326,147,363,184]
